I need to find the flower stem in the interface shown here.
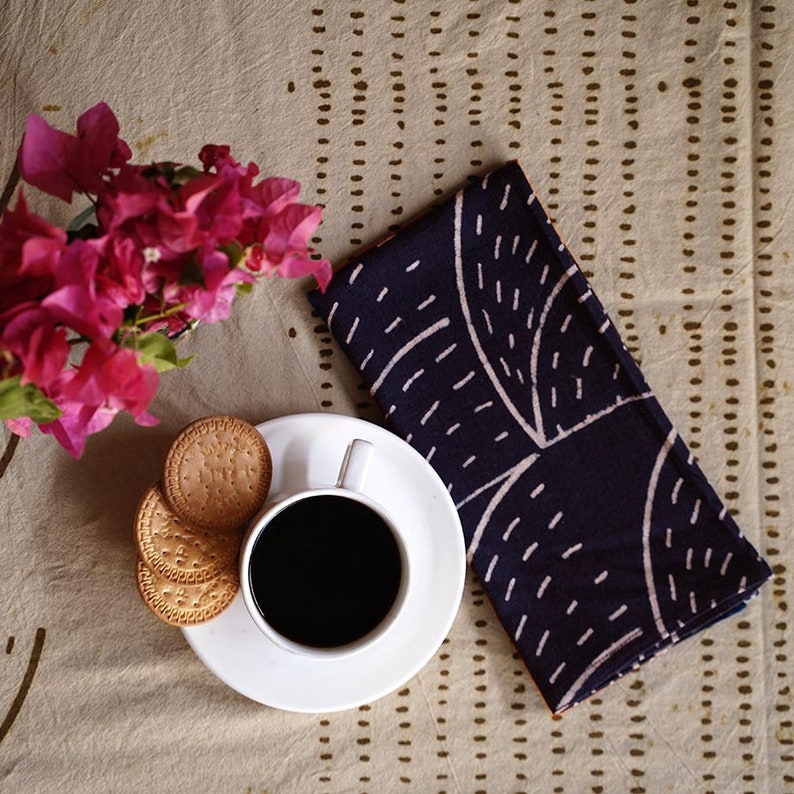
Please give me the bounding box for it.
[0,157,20,213]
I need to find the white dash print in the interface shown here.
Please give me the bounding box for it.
[690,498,701,525]
[446,422,461,436]
[508,333,515,349]
[494,235,502,260]
[503,517,520,541]
[577,628,594,646]
[525,238,538,264]
[552,351,560,370]
[720,553,733,576]
[348,263,364,285]
[426,446,436,463]
[454,371,475,390]
[582,345,593,367]
[598,318,611,334]
[361,349,374,369]
[609,605,627,621]
[561,542,582,559]
[482,309,493,336]
[516,614,528,641]
[613,363,621,380]
[668,573,677,601]
[417,295,436,311]
[474,400,493,412]
[527,193,536,206]
[376,286,389,302]
[402,369,424,391]
[436,343,457,362]
[548,511,563,530]
[578,289,593,304]
[513,288,520,311]
[549,662,566,685]
[494,430,509,442]
[576,377,583,400]
[537,575,552,598]
[462,455,476,468]
[406,259,421,272]
[594,570,609,585]
[686,548,693,571]
[326,301,339,330]
[671,477,683,505]
[530,483,545,498]
[505,578,516,602]
[345,316,360,344]
[704,548,712,568]
[496,280,502,304]
[689,592,697,614]
[560,314,572,333]
[500,182,511,210]
[499,357,511,377]
[523,542,538,562]
[551,386,557,408]
[512,235,520,254]
[420,400,440,425]
[385,316,402,333]
[566,600,578,615]
[536,629,549,656]
[540,264,549,285]
[476,214,483,236]
[485,554,499,583]
[665,527,673,548]
[477,262,484,289]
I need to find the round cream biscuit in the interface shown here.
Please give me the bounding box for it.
[162,415,272,532]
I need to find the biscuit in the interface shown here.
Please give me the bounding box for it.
[135,556,239,627]
[134,483,240,585]
[162,415,272,532]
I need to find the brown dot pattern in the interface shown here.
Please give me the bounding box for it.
[297,3,791,793]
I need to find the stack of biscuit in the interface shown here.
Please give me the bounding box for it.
[134,415,273,627]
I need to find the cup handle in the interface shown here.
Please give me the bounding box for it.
[336,439,374,492]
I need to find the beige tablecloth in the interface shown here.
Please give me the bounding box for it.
[1,2,792,792]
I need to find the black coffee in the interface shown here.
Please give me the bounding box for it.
[248,494,402,648]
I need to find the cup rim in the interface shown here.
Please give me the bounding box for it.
[239,486,411,660]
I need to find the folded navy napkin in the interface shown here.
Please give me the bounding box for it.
[308,161,771,714]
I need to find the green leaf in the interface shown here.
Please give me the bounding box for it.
[0,376,62,423]
[135,332,194,373]
[173,165,203,185]
[219,242,244,268]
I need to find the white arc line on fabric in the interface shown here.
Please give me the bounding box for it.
[465,453,539,560]
[555,627,644,712]
[453,190,546,448]
[370,318,451,393]
[642,427,678,639]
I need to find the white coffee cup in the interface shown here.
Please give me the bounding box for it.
[239,439,411,660]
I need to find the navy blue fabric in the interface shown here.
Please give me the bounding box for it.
[308,162,771,713]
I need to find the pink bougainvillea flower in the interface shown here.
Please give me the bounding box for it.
[1,306,69,389]
[0,191,67,280]
[3,104,332,458]
[247,176,302,219]
[5,416,32,438]
[39,342,159,458]
[93,233,147,306]
[41,240,123,339]
[18,102,131,202]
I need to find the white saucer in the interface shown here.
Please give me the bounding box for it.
[182,413,466,713]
